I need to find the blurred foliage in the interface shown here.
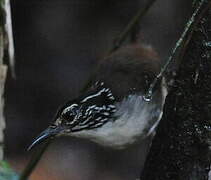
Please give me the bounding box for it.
[0,160,20,180]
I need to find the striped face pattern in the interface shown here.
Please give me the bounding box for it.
[54,82,116,132]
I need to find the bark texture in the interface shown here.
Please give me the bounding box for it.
[141,3,211,180]
[0,8,7,161]
[0,0,13,160]
[0,61,7,160]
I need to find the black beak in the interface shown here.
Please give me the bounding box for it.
[28,126,64,151]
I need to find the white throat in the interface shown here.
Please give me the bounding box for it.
[72,80,167,149]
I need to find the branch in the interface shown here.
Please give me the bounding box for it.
[109,0,157,53]
[19,139,52,180]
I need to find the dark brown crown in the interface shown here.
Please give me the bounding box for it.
[92,44,161,101]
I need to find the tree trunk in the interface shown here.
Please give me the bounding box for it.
[141,2,211,180]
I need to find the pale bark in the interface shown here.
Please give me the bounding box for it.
[0,25,7,161]
[0,0,14,160]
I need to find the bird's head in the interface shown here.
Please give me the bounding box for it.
[28,83,116,150]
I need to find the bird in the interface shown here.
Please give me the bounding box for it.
[29,44,168,150]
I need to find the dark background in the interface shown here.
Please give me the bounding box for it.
[4,0,192,179]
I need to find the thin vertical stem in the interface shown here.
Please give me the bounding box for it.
[109,0,157,53]
[144,0,208,100]
[19,139,52,180]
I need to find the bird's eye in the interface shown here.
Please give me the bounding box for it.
[61,104,78,120]
[61,111,74,120]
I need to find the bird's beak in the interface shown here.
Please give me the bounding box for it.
[28,125,64,151]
